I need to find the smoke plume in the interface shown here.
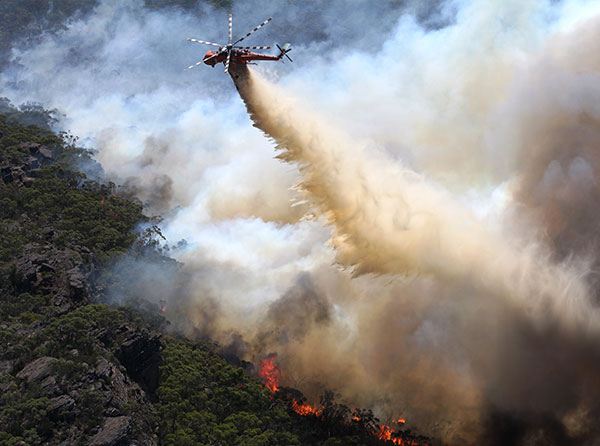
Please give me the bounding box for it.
[229,51,600,441]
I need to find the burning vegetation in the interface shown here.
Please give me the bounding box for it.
[258,354,281,393]
[258,355,430,445]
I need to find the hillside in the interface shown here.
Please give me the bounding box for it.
[0,104,430,446]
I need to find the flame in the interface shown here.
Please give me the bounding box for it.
[377,423,413,445]
[258,354,280,393]
[256,357,424,445]
[292,400,320,416]
[378,424,394,442]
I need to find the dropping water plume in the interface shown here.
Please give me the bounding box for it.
[229,52,600,442]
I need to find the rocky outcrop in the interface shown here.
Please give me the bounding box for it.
[88,416,131,446]
[94,358,140,414]
[10,350,158,444]
[16,356,57,383]
[47,394,76,418]
[14,244,95,313]
[0,142,53,186]
[115,328,162,396]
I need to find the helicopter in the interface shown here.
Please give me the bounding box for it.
[187,13,292,73]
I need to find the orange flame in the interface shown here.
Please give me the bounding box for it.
[378,424,393,441]
[256,358,424,445]
[258,354,280,393]
[377,423,408,445]
[292,400,320,416]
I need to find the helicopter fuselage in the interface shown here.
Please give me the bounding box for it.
[203,49,281,67]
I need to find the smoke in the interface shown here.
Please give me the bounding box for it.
[236,64,598,323]
[4,0,600,444]
[229,54,600,441]
[228,4,600,441]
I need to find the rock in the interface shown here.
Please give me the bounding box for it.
[22,142,53,162]
[14,244,93,309]
[16,356,57,383]
[1,142,53,186]
[95,358,114,379]
[26,155,41,170]
[115,329,161,396]
[94,358,131,409]
[0,165,37,187]
[20,142,41,154]
[40,374,61,396]
[48,395,76,417]
[103,407,122,417]
[66,265,87,298]
[88,416,131,446]
[38,147,54,159]
[1,166,25,184]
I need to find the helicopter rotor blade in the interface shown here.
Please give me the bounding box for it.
[187,60,205,69]
[235,45,272,50]
[204,51,223,63]
[187,49,224,69]
[187,38,223,47]
[233,17,272,45]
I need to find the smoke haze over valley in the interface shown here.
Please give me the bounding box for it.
[3,1,600,444]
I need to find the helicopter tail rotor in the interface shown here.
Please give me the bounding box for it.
[276,43,293,62]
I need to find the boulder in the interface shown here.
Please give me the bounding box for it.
[88,416,131,446]
[40,374,61,396]
[95,358,131,409]
[0,142,54,186]
[16,356,57,383]
[48,395,76,418]
[38,147,54,159]
[14,244,94,309]
[20,142,41,154]
[19,142,53,161]
[1,166,25,185]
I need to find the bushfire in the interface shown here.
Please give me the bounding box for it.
[258,354,280,393]
[291,399,320,416]
[376,423,420,446]
[258,355,424,445]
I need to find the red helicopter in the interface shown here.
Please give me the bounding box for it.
[187,13,292,73]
